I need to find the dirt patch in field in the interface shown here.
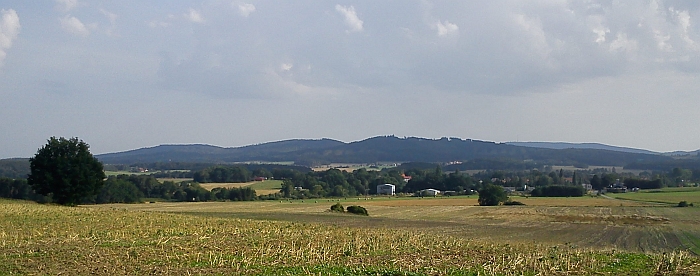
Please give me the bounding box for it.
[255,189,281,195]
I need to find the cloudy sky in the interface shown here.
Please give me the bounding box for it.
[1,0,700,158]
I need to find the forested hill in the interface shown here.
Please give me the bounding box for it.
[95,139,344,164]
[94,136,670,167]
[506,142,658,155]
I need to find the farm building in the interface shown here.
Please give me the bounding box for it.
[421,189,440,197]
[377,184,395,195]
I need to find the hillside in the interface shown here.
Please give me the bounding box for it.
[506,141,659,155]
[94,136,670,168]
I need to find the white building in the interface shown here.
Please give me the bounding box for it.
[422,188,440,197]
[377,184,395,195]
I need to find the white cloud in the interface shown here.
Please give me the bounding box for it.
[335,5,363,32]
[280,63,293,71]
[100,9,118,36]
[100,9,117,25]
[609,33,638,53]
[238,3,256,17]
[185,9,204,23]
[60,15,90,37]
[55,0,78,12]
[0,9,21,65]
[435,20,458,36]
[671,8,695,49]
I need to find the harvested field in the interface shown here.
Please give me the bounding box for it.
[198,180,282,192]
[89,195,700,254]
[198,182,254,190]
[254,189,281,195]
[3,199,698,275]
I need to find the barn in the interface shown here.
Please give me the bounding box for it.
[376,184,395,195]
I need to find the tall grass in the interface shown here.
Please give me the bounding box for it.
[0,199,697,275]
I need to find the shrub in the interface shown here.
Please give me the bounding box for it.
[346,205,369,216]
[478,184,507,206]
[678,201,689,207]
[330,203,344,212]
[504,200,525,206]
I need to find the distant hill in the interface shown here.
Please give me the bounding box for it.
[0,158,30,179]
[95,136,670,168]
[505,142,659,155]
[96,139,344,164]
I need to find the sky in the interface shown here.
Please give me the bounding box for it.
[1,0,700,158]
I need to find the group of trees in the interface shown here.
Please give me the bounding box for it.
[193,166,253,183]
[530,185,585,197]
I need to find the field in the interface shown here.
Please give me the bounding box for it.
[86,195,700,255]
[198,180,282,196]
[3,190,700,275]
[312,163,399,172]
[610,187,700,205]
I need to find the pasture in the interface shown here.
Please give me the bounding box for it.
[2,199,698,275]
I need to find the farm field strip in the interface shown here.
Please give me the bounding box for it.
[198,180,282,191]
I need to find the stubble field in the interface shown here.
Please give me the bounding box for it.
[2,193,699,275]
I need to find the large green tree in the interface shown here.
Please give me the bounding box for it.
[478,184,507,206]
[28,137,105,205]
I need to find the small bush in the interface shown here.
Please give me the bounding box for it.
[504,200,525,206]
[330,203,344,212]
[346,205,369,216]
[678,201,689,207]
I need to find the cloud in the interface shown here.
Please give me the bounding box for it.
[237,3,256,17]
[55,0,78,12]
[0,9,20,65]
[100,9,117,25]
[609,33,638,53]
[335,5,363,32]
[280,63,293,71]
[60,15,90,37]
[435,20,458,36]
[100,9,118,36]
[185,9,204,23]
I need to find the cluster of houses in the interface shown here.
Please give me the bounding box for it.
[376,184,443,197]
[376,180,601,197]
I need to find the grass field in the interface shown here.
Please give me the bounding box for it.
[610,187,700,205]
[2,199,698,275]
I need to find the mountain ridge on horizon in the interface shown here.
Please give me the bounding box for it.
[92,136,675,166]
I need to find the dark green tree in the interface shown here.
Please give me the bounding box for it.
[590,175,603,190]
[478,184,507,206]
[27,137,105,205]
